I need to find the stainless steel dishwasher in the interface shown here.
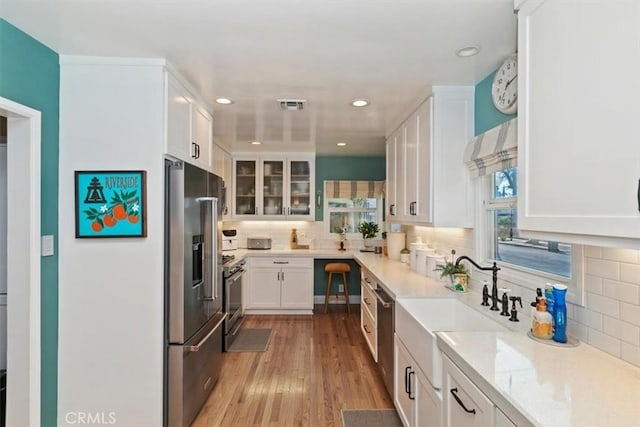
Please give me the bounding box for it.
[375,286,394,397]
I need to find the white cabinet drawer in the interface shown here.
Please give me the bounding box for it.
[442,354,493,427]
[249,257,313,269]
[361,278,377,319]
[361,305,377,361]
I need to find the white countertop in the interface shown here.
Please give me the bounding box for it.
[437,330,640,426]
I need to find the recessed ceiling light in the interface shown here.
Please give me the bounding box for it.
[337,142,347,147]
[250,141,262,145]
[456,45,480,58]
[351,99,369,107]
[215,97,234,105]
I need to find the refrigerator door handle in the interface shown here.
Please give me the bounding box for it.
[201,197,219,302]
[189,314,226,352]
[211,197,219,301]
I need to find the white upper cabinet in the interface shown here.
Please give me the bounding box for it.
[385,128,402,219]
[232,154,314,220]
[165,72,213,171]
[517,0,640,243]
[387,87,474,227]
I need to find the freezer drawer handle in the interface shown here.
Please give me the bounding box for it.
[189,314,226,352]
[450,388,476,414]
[273,261,289,264]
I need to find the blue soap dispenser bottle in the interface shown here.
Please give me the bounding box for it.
[552,284,568,343]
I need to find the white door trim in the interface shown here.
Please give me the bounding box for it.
[0,96,42,427]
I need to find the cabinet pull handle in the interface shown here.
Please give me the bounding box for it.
[404,366,411,394]
[450,388,476,414]
[637,179,640,212]
[408,370,415,400]
[191,142,197,159]
[390,204,395,216]
[273,261,289,264]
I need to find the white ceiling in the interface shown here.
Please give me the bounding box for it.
[1,0,517,156]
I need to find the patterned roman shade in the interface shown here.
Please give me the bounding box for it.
[463,118,517,178]
[325,180,385,198]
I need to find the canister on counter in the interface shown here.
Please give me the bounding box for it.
[416,247,435,276]
[409,242,429,271]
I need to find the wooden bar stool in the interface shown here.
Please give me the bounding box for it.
[324,262,351,314]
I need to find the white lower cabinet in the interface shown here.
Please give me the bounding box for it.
[394,335,441,427]
[244,257,313,314]
[442,355,515,427]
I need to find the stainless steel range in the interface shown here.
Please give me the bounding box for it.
[222,255,245,350]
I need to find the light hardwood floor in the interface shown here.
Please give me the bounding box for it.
[192,305,394,426]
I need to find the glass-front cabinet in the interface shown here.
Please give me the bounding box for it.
[287,160,312,217]
[262,159,285,216]
[232,155,314,220]
[234,159,257,216]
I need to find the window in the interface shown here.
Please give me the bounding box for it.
[323,181,384,236]
[485,167,572,279]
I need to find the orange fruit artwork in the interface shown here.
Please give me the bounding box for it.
[103,214,117,227]
[128,214,139,224]
[112,204,127,220]
[91,221,103,232]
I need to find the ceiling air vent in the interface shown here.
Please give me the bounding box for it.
[278,99,306,111]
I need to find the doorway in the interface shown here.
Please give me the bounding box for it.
[0,97,41,426]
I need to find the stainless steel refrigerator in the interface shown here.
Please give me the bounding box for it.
[164,160,225,427]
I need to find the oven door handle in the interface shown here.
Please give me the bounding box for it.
[225,269,245,284]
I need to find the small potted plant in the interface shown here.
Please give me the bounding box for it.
[400,247,410,264]
[433,250,469,291]
[357,221,379,249]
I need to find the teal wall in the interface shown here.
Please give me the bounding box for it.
[315,155,386,221]
[314,259,361,297]
[0,19,59,426]
[474,70,517,136]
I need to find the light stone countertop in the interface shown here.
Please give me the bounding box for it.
[234,247,640,425]
[437,330,640,426]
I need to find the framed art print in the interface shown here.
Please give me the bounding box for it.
[75,170,147,238]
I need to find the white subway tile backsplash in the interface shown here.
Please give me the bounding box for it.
[602,279,640,305]
[588,329,621,357]
[584,274,603,295]
[601,248,639,264]
[603,316,640,346]
[586,293,620,318]
[573,305,603,330]
[620,302,640,327]
[585,258,619,281]
[584,246,602,258]
[619,262,640,285]
[620,342,640,367]
[570,322,589,342]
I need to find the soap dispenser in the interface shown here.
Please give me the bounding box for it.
[532,298,553,340]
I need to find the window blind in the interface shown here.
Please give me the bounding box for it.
[463,118,517,178]
[325,180,385,199]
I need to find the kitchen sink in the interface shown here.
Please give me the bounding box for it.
[396,298,507,389]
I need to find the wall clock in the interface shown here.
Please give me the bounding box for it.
[491,55,518,114]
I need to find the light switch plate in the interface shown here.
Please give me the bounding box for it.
[41,235,54,256]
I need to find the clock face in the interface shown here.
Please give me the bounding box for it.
[491,56,518,114]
